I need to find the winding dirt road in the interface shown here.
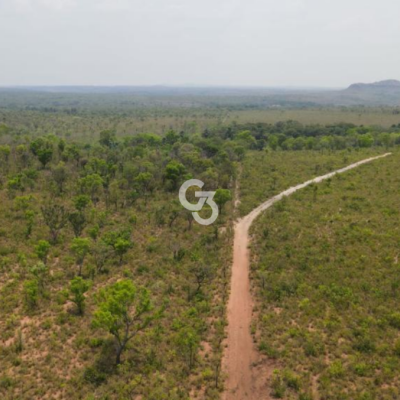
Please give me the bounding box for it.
[222,153,391,400]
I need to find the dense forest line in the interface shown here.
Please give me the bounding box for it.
[216,121,400,151]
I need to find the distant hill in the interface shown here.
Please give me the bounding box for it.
[347,80,400,91]
[264,80,400,107]
[329,79,400,106]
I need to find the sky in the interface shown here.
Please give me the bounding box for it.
[0,0,399,87]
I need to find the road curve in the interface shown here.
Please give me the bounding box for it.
[222,153,392,400]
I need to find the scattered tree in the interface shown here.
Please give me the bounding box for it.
[68,211,87,238]
[71,237,90,276]
[70,276,90,315]
[41,203,69,243]
[92,280,156,365]
[214,188,232,214]
[24,279,39,309]
[34,240,51,265]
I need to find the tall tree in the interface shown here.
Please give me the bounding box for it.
[70,276,90,315]
[92,280,156,365]
[70,237,90,276]
[214,189,232,214]
[41,203,69,243]
[68,211,87,238]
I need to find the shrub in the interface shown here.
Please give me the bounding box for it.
[388,312,400,329]
[83,367,107,386]
[354,362,369,377]
[70,276,91,315]
[328,360,345,378]
[271,371,285,398]
[23,279,39,309]
[393,340,400,357]
[284,370,301,391]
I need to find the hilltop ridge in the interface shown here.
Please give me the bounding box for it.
[347,79,400,91]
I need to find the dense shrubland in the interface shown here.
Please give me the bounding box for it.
[238,149,382,216]
[250,151,400,399]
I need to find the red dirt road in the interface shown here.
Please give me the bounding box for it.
[222,153,391,400]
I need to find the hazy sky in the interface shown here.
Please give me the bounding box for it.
[0,0,399,87]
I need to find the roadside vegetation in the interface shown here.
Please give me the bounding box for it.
[239,149,380,216]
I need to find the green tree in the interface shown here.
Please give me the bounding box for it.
[24,279,39,309]
[92,280,155,364]
[268,135,279,150]
[68,211,87,238]
[24,210,35,239]
[188,263,215,301]
[234,145,246,160]
[14,195,33,213]
[37,148,53,169]
[30,137,53,168]
[34,240,51,265]
[88,225,100,241]
[235,130,256,149]
[79,174,104,203]
[176,326,200,370]
[90,241,112,273]
[358,133,374,148]
[0,145,11,171]
[52,163,68,193]
[134,172,153,197]
[70,276,91,315]
[163,129,180,145]
[7,175,25,194]
[30,137,47,156]
[73,195,91,212]
[29,262,48,293]
[165,161,186,190]
[114,239,131,265]
[0,144,10,160]
[103,231,132,265]
[71,238,90,276]
[41,203,69,243]
[16,144,29,168]
[214,189,232,214]
[99,129,117,148]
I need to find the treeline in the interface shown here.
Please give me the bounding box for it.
[211,121,400,151]
[0,129,240,198]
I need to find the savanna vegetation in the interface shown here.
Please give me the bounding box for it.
[0,92,399,399]
[236,120,400,215]
[239,149,379,216]
[0,124,240,400]
[250,150,400,400]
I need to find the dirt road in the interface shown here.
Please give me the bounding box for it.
[222,153,391,400]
